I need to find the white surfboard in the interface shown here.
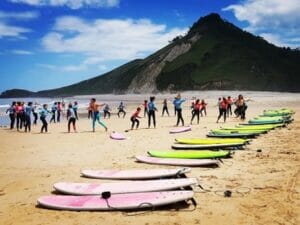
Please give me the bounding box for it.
[53,178,197,195]
[81,168,191,180]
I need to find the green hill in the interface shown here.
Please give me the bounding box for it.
[1,13,300,98]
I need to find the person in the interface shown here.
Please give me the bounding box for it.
[234,94,249,120]
[90,98,108,132]
[73,101,79,120]
[57,102,62,122]
[24,102,33,132]
[32,103,38,125]
[200,99,207,116]
[6,101,16,129]
[40,104,50,133]
[143,100,148,117]
[20,102,26,130]
[191,99,201,125]
[87,102,93,119]
[216,97,227,123]
[147,96,157,128]
[117,101,126,118]
[49,102,57,123]
[162,99,169,116]
[130,107,142,130]
[67,103,77,133]
[173,94,185,126]
[15,102,24,131]
[103,104,111,119]
[173,97,177,116]
[227,96,233,117]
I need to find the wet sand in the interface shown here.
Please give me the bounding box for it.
[0,92,299,225]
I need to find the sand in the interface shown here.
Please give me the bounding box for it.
[0,91,299,225]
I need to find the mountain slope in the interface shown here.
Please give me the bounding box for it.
[1,13,300,98]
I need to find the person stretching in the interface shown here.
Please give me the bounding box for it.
[131,107,142,130]
[90,98,108,132]
[117,102,126,118]
[67,103,77,133]
[173,94,185,126]
[162,99,169,116]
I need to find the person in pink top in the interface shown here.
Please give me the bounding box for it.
[216,97,228,123]
[57,102,62,122]
[190,99,201,124]
[130,107,142,130]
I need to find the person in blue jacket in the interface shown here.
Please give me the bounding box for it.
[173,93,185,126]
[147,96,158,128]
[40,104,50,133]
[24,102,33,132]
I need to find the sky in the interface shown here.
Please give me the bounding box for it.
[0,0,299,93]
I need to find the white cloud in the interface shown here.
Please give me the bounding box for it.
[0,22,31,39]
[9,0,120,9]
[0,11,37,39]
[0,11,39,20]
[11,49,34,55]
[223,0,300,48]
[42,16,187,61]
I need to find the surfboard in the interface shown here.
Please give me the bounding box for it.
[81,168,191,180]
[211,129,267,134]
[110,131,126,140]
[53,178,197,195]
[207,132,257,138]
[37,190,194,211]
[175,138,249,145]
[169,126,191,134]
[171,143,244,150]
[148,150,230,159]
[135,155,219,166]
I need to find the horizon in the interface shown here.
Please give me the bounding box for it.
[1,0,299,93]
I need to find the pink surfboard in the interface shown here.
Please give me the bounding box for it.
[169,126,192,134]
[110,131,126,140]
[81,168,191,180]
[135,155,219,167]
[53,178,197,195]
[37,190,194,211]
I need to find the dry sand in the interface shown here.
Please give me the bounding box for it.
[0,92,299,225]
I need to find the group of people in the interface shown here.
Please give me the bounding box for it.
[216,95,249,123]
[5,93,249,133]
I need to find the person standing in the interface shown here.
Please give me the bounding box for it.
[147,96,157,128]
[6,101,16,129]
[15,102,24,131]
[87,102,93,119]
[200,99,207,116]
[191,99,201,125]
[73,101,79,120]
[143,100,148,117]
[57,102,62,122]
[67,103,77,133]
[173,94,185,126]
[227,96,233,117]
[40,104,50,133]
[216,97,227,123]
[162,99,169,116]
[32,103,38,125]
[24,102,33,132]
[49,102,57,123]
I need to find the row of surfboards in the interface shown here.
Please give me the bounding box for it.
[37,108,294,211]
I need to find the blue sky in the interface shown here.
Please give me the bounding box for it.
[0,0,299,93]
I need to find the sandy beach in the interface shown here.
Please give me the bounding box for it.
[0,91,299,225]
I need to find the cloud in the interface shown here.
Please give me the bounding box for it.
[0,11,39,20]
[11,49,34,55]
[9,0,120,9]
[0,22,31,39]
[223,0,300,48]
[42,16,187,62]
[0,11,37,39]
